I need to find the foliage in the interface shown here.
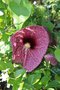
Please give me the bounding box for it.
[0,0,60,90]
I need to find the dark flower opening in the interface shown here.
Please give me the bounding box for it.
[23,36,36,49]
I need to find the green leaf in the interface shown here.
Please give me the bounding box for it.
[8,78,19,90]
[12,84,19,90]
[41,20,54,31]
[14,69,26,78]
[8,0,32,29]
[47,80,60,88]
[0,0,7,9]
[9,0,32,16]
[28,74,41,85]
[2,33,9,43]
[47,88,55,90]
[0,61,9,70]
[55,75,60,83]
[40,75,51,86]
[0,60,14,71]
[52,67,60,75]
[36,5,46,16]
[54,48,60,62]
[8,78,15,84]
[0,61,6,70]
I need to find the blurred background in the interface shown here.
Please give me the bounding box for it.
[0,0,60,90]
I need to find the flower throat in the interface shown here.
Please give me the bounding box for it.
[22,37,36,66]
[23,37,36,49]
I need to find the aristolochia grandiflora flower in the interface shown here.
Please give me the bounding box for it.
[10,25,49,72]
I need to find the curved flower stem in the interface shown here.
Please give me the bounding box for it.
[22,46,29,66]
[23,48,28,66]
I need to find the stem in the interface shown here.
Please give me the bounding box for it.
[23,48,28,66]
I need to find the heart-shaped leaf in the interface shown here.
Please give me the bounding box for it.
[9,0,32,17]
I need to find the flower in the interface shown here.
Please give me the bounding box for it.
[44,54,58,66]
[10,25,49,72]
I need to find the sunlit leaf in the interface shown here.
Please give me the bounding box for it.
[9,0,32,17]
[54,48,60,62]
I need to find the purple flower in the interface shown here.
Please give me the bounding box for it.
[10,25,49,72]
[44,54,58,66]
